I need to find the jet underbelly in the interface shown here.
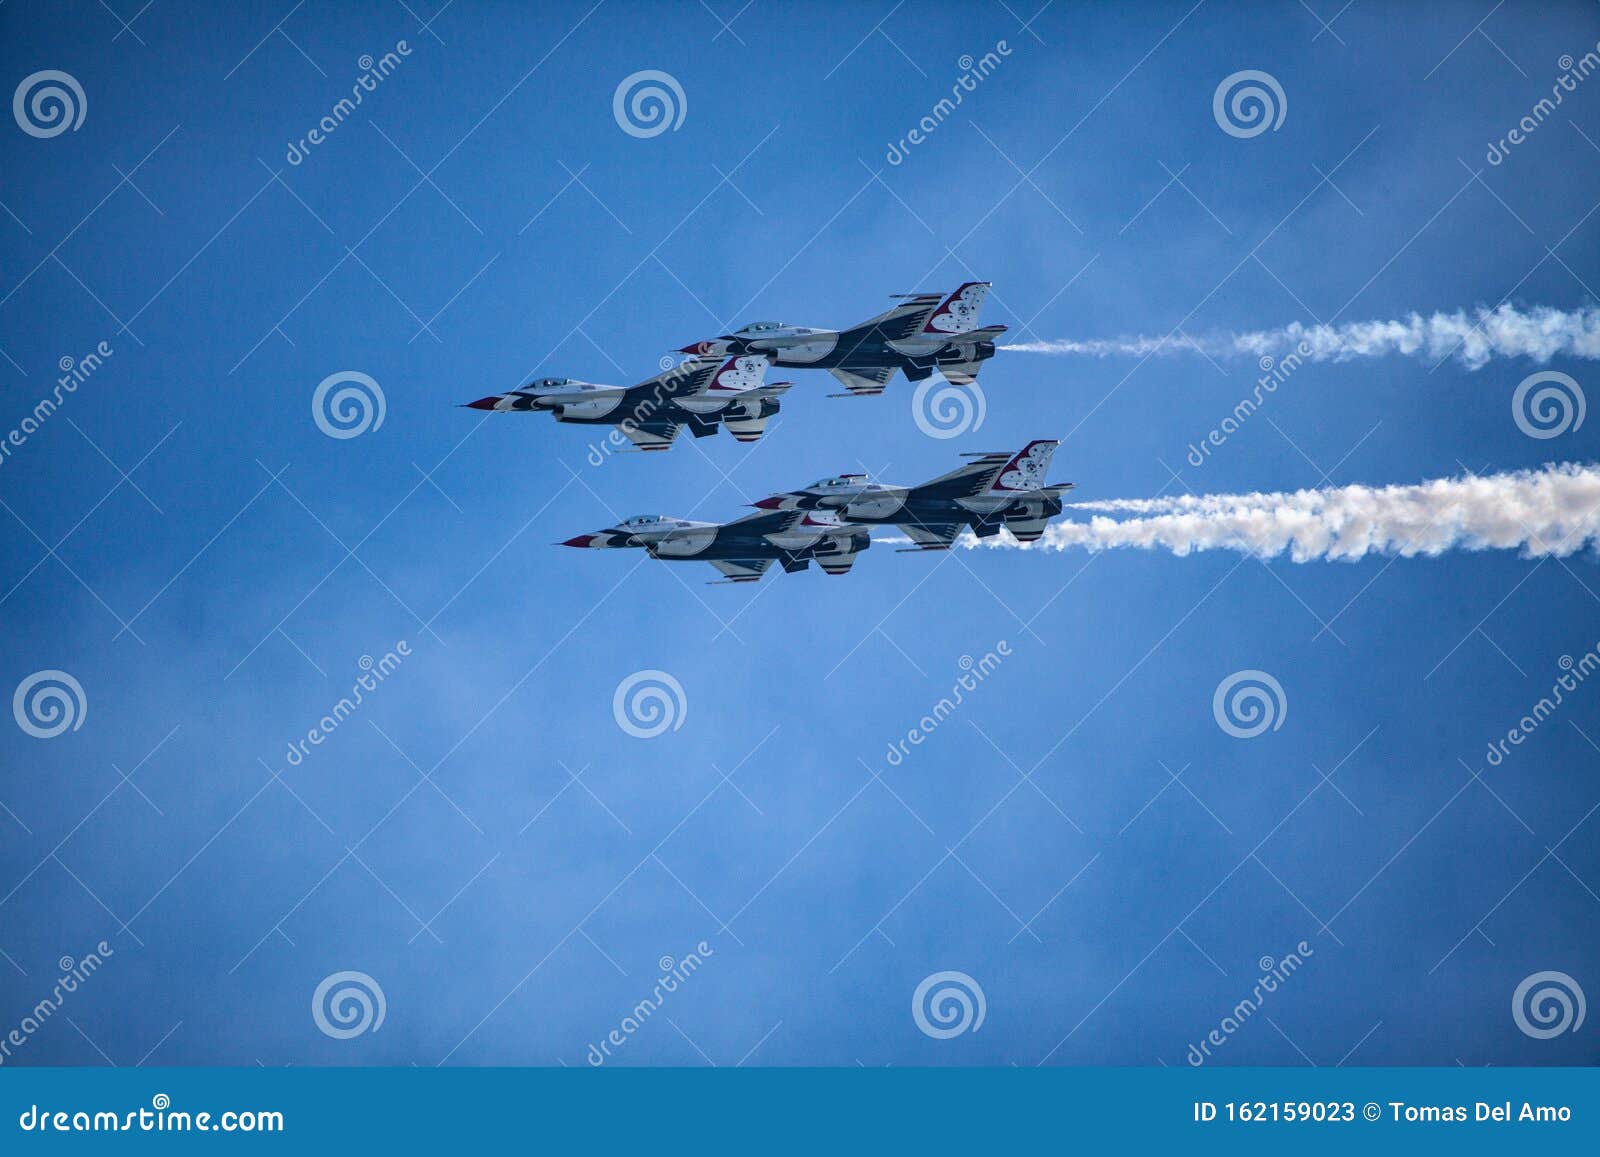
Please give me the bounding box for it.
[767,333,840,366]
[650,531,717,558]
[844,494,910,522]
[553,396,625,421]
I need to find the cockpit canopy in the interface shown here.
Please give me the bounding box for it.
[622,515,667,527]
[811,473,867,488]
[523,377,575,390]
[736,321,790,334]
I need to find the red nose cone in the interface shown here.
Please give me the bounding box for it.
[752,496,784,510]
[678,342,711,355]
[560,534,596,548]
[464,396,501,410]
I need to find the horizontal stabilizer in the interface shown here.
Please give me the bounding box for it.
[828,366,896,396]
[709,558,772,582]
[621,421,683,451]
[899,522,963,550]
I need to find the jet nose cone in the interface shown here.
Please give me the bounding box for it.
[751,496,786,510]
[464,395,501,410]
[678,341,718,356]
[560,534,598,548]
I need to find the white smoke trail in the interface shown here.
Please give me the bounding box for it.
[1004,305,1600,370]
[958,464,1600,562]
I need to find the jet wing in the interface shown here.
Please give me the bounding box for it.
[621,420,683,451]
[898,522,965,550]
[708,558,773,583]
[629,357,724,397]
[842,294,943,343]
[719,508,807,535]
[827,366,897,396]
[909,452,1016,497]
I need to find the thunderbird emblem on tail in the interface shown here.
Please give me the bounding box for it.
[676,281,1005,397]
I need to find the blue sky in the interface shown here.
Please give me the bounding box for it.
[1,0,1598,1067]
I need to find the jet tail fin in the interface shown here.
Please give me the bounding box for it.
[922,282,991,336]
[693,355,771,396]
[984,440,1060,494]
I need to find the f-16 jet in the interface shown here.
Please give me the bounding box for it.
[753,440,1072,549]
[560,509,871,583]
[675,281,1005,397]
[462,355,789,451]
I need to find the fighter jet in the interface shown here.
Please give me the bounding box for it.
[462,355,789,451]
[675,281,1006,397]
[560,509,871,583]
[754,440,1072,549]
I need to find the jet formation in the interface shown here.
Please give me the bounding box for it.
[559,442,1072,582]
[460,281,1074,581]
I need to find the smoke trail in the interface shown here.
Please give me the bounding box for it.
[1004,305,1600,370]
[960,464,1600,562]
